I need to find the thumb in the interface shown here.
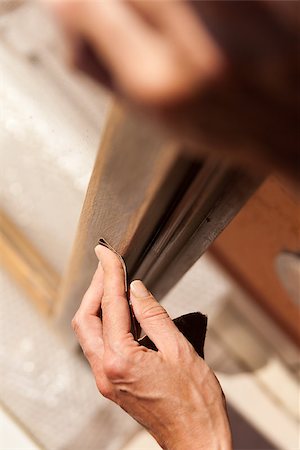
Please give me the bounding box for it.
[130,280,183,354]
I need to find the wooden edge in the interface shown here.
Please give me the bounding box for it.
[54,102,179,344]
[0,209,60,316]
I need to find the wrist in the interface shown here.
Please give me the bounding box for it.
[160,387,232,450]
[163,415,232,450]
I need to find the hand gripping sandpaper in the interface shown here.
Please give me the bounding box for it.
[98,239,207,359]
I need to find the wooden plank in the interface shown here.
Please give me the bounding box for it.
[55,101,260,345]
[54,103,184,341]
[0,210,59,315]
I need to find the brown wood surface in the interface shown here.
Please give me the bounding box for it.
[55,102,260,346]
[211,176,300,345]
[54,103,182,342]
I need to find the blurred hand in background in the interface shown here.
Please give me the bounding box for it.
[49,1,299,184]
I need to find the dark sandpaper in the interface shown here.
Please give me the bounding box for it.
[140,312,207,359]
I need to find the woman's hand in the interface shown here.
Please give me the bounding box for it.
[72,245,232,449]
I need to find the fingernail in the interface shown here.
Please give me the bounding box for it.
[131,280,150,298]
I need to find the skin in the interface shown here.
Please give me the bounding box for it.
[72,245,232,449]
[48,1,298,447]
[49,0,299,183]
[50,0,224,106]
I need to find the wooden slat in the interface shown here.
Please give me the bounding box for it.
[0,210,59,315]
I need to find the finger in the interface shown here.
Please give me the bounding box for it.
[128,0,224,77]
[78,261,104,316]
[130,280,183,355]
[72,262,104,371]
[95,245,133,350]
[49,0,213,106]
[50,2,159,92]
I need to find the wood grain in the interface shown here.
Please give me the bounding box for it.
[54,103,182,342]
[55,102,260,345]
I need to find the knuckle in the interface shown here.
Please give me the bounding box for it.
[82,344,96,362]
[101,294,125,308]
[96,379,114,400]
[103,353,130,382]
[101,294,113,307]
[103,257,124,274]
[141,304,168,322]
[123,58,175,106]
[173,337,193,360]
[71,314,80,334]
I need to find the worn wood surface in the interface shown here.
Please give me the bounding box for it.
[55,101,261,345]
[54,103,182,341]
[0,210,59,315]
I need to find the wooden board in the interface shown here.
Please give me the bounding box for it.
[54,103,182,340]
[55,102,261,345]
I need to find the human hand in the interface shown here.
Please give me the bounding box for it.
[47,1,299,184]
[48,0,223,107]
[72,245,232,449]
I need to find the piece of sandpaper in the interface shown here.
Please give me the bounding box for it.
[98,239,207,358]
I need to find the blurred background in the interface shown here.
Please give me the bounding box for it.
[0,2,299,450]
